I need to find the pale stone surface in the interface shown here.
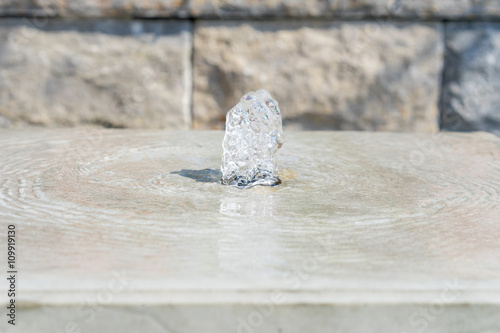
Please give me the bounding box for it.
[441,23,500,136]
[0,20,192,129]
[0,129,499,332]
[5,305,500,333]
[191,0,500,19]
[193,21,443,131]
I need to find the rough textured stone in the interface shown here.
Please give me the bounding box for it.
[191,0,500,19]
[0,20,192,129]
[0,0,52,16]
[193,21,443,131]
[441,23,500,136]
[0,0,190,17]
[1,0,499,19]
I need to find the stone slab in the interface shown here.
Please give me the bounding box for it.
[191,0,500,19]
[0,0,190,17]
[0,129,499,332]
[441,22,500,137]
[1,0,499,19]
[0,19,192,129]
[193,21,443,131]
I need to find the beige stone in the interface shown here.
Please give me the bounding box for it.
[0,0,190,17]
[0,129,499,332]
[191,0,500,19]
[193,21,443,131]
[0,20,192,129]
[2,0,499,19]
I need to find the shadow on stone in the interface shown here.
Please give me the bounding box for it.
[171,169,221,183]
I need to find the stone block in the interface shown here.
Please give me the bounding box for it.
[0,19,192,129]
[2,1,499,19]
[193,21,443,131]
[0,0,190,17]
[0,0,56,16]
[190,0,500,19]
[441,23,500,136]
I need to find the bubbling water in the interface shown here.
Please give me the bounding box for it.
[221,89,286,189]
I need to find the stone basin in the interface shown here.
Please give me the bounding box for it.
[0,129,499,332]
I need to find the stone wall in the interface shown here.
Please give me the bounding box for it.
[0,1,499,134]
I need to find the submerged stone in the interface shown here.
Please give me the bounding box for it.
[221,89,286,189]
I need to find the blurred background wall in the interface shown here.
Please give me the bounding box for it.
[0,1,499,135]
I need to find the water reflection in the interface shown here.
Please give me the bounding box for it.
[219,190,276,217]
[217,191,282,277]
